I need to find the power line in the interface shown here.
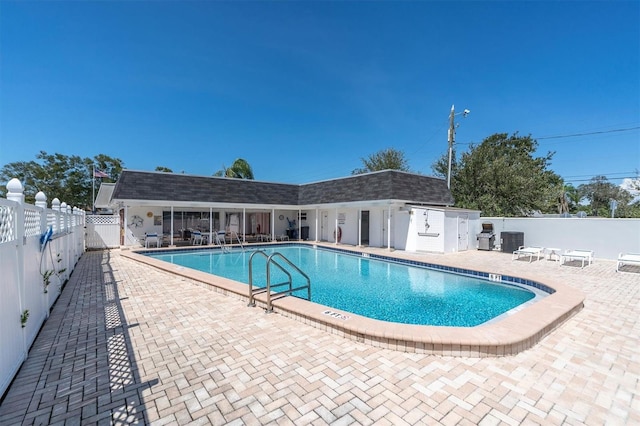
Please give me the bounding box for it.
[563,171,637,178]
[456,125,640,146]
[562,176,638,183]
[537,126,640,140]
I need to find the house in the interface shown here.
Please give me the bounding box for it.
[108,169,481,252]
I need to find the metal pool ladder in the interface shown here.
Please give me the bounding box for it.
[229,231,245,251]
[247,250,311,312]
[214,230,245,253]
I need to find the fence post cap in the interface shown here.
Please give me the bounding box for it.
[6,178,24,203]
[35,191,48,209]
[6,178,22,191]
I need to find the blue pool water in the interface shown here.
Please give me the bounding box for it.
[146,245,539,327]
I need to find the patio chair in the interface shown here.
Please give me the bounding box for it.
[214,230,227,245]
[560,249,593,268]
[145,233,161,248]
[512,246,544,262]
[616,252,640,272]
[191,231,204,245]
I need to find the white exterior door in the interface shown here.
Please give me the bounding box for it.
[383,209,393,248]
[321,211,329,241]
[457,214,469,251]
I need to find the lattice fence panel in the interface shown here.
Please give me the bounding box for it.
[24,207,42,238]
[87,215,120,225]
[0,204,16,243]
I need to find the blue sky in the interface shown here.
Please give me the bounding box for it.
[1,1,638,188]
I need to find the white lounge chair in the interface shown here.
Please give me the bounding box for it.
[560,249,593,268]
[512,246,544,262]
[616,252,640,272]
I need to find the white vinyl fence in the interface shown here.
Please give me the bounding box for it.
[482,217,640,260]
[0,178,85,398]
[86,215,120,249]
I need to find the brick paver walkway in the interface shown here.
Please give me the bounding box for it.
[1,249,638,425]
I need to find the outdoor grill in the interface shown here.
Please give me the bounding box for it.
[477,222,495,251]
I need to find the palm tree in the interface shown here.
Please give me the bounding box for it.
[558,189,570,214]
[214,158,254,179]
[565,184,582,213]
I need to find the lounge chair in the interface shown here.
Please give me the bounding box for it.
[512,246,544,262]
[145,233,161,248]
[616,252,640,272]
[560,249,593,268]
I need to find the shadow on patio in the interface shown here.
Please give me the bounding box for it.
[0,251,157,424]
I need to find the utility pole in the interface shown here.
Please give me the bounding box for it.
[447,105,455,189]
[446,104,470,189]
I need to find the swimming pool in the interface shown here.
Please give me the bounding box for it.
[146,244,542,327]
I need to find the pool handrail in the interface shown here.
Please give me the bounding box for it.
[229,230,245,251]
[265,252,311,312]
[247,250,293,307]
[247,250,311,311]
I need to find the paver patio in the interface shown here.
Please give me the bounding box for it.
[0,248,638,425]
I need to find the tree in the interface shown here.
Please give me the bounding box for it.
[352,148,411,175]
[563,184,582,213]
[155,166,173,173]
[0,151,123,208]
[214,158,254,179]
[548,183,583,215]
[432,148,457,181]
[439,133,561,216]
[578,175,633,217]
[624,171,640,192]
[557,186,570,214]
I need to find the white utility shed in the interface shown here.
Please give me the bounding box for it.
[403,206,481,253]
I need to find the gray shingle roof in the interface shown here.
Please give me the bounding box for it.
[111,169,454,206]
[299,170,454,205]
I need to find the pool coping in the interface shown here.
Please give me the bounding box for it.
[122,243,585,357]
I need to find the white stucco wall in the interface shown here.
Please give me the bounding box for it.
[402,208,481,254]
[482,217,640,260]
[407,208,445,253]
